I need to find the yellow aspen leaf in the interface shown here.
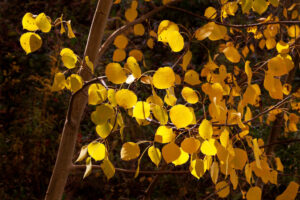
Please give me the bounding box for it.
[210,161,219,184]
[115,89,137,109]
[270,170,278,185]
[96,122,112,139]
[242,46,249,57]
[283,8,288,18]
[121,142,140,161]
[162,0,172,4]
[162,142,180,163]
[152,67,175,89]
[133,101,150,119]
[169,104,193,128]
[152,105,168,125]
[190,158,205,179]
[107,89,117,107]
[22,13,38,31]
[125,8,138,22]
[114,0,121,4]
[20,32,42,54]
[129,49,143,61]
[66,20,76,38]
[216,181,230,198]
[276,181,299,200]
[164,91,177,106]
[180,50,192,71]
[167,30,184,52]
[131,0,138,9]
[245,106,252,124]
[243,84,261,106]
[126,56,142,79]
[85,56,94,74]
[172,148,189,166]
[114,34,128,49]
[88,142,106,161]
[276,41,289,54]
[91,104,114,125]
[269,0,279,7]
[181,137,200,154]
[157,20,179,42]
[223,46,241,63]
[246,186,262,200]
[201,139,217,156]
[204,7,217,19]
[220,128,229,148]
[147,38,154,49]
[112,49,126,62]
[148,146,161,167]
[83,157,92,179]
[245,60,252,85]
[36,13,51,33]
[105,63,127,84]
[287,25,299,38]
[291,10,298,19]
[65,74,83,93]
[208,23,227,41]
[59,15,65,34]
[88,83,107,106]
[232,148,248,170]
[289,113,299,132]
[101,158,115,180]
[133,23,145,36]
[241,0,253,14]
[245,163,252,184]
[268,55,294,76]
[195,23,214,40]
[259,39,266,49]
[252,0,268,15]
[181,87,199,104]
[230,169,238,190]
[199,119,213,140]
[252,138,262,169]
[175,73,181,85]
[154,125,175,143]
[266,38,276,50]
[75,145,88,163]
[184,70,201,86]
[51,72,66,92]
[60,48,77,69]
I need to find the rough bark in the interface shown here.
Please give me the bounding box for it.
[45,1,112,200]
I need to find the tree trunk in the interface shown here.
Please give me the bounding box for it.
[45,1,112,199]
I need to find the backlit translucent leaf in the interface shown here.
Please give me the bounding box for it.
[172,148,189,166]
[252,139,261,169]
[216,181,230,198]
[60,48,77,69]
[230,169,238,190]
[36,13,51,33]
[148,146,161,167]
[51,72,66,92]
[210,161,219,184]
[133,23,145,36]
[65,74,83,93]
[113,34,128,49]
[105,63,127,84]
[167,30,184,52]
[85,56,94,74]
[276,41,289,54]
[223,46,241,63]
[204,7,217,19]
[208,23,227,41]
[112,49,126,62]
[199,119,213,140]
[181,87,199,104]
[181,137,200,154]
[88,142,106,161]
[169,104,193,128]
[115,89,137,109]
[232,148,248,170]
[266,38,276,50]
[252,0,268,15]
[246,186,261,200]
[133,101,150,119]
[101,159,115,180]
[288,25,299,38]
[152,67,175,89]
[91,104,114,125]
[201,139,217,156]
[121,142,140,161]
[107,89,117,107]
[195,23,214,40]
[96,122,112,139]
[20,32,42,54]
[184,70,201,85]
[75,145,88,163]
[22,13,38,31]
[275,181,299,200]
[152,105,168,125]
[126,56,141,79]
[88,83,107,105]
[180,50,192,71]
[267,55,294,76]
[220,128,229,148]
[190,158,205,179]
[241,0,253,14]
[154,126,175,143]
[245,163,252,184]
[162,142,180,163]
[66,20,76,38]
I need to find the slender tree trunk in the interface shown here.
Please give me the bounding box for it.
[45,1,112,199]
